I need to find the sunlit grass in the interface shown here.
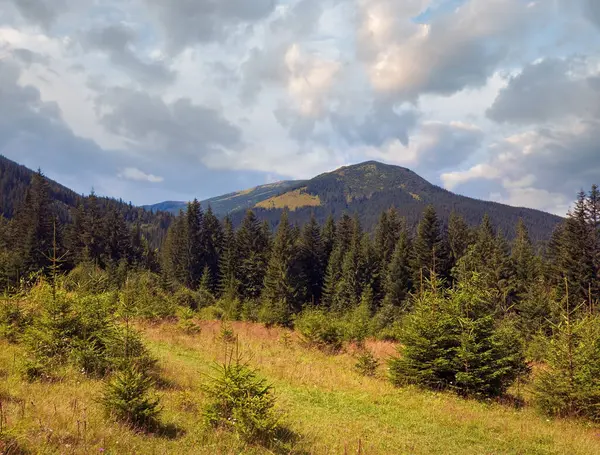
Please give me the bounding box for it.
[1,319,600,454]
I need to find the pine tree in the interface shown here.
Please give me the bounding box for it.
[512,219,538,300]
[384,229,413,309]
[412,205,445,285]
[186,199,205,289]
[161,211,188,288]
[237,211,269,300]
[334,216,364,312]
[17,170,55,275]
[202,206,223,293]
[447,211,470,274]
[297,214,324,305]
[390,273,527,398]
[261,210,297,325]
[321,214,336,266]
[219,216,239,298]
[81,191,106,267]
[336,214,354,252]
[322,245,343,309]
[534,282,600,421]
[104,207,131,266]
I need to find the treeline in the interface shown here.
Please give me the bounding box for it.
[0,171,171,289]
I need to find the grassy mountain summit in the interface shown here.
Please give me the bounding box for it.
[224,161,562,241]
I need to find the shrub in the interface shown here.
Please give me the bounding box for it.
[219,321,236,344]
[341,299,372,344]
[198,305,224,321]
[354,349,379,377]
[121,272,174,319]
[294,309,343,353]
[389,275,528,399]
[102,366,161,429]
[63,263,110,294]
[177,307,201,335]
[203,348,280,444]
[534,313,600,421]
[0,297,31,343]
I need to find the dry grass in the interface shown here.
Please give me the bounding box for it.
[2,318,600,454]
[255,188,321,211]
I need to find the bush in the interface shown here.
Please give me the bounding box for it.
[63,263,110,294]
[294,309,343,353]
[102,366,161,429]
[203,348,280,444]
[121,272,174,319]
[198,305,224,321]
[0,297,32,343]
[354,349,379,377]
[177,307,201,335]
[534,313,600,421]
[389,275,528,399]
[341,300,372,344]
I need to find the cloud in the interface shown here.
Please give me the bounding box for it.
[365,120,484,171]
[142,0,276,53]
[118,167,164,183]
[95,86,243,161]
[83,24,175,86]
[357,0,550,101]
[487,57,600,125]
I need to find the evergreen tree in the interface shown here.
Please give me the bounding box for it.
[297,214,324,305]
[321,214,336,266]
[390,273,527,398]
[161,211,188,288]
[17,171,55,275]
[202,206,223,293]
[218,216,239,298]
[237,211,269,300]
[384,229,413,309]
[447,211,470,274]
[104,207,131,266]
[186,199,205,289]
[336,214,354,252]
[261,210,297,325]
[412,205,445,285]
[81,191,106,266]
[512,219,538,299]
[535,284,600,421]
[334,216,364,312]
[322,245,343,309]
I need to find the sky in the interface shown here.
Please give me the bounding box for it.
[1,0,599,215]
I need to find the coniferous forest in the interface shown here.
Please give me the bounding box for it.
[3,167,600,453]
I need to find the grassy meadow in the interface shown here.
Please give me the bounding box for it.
[1,318,600,455]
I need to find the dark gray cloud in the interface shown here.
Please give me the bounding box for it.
[95,87,243,158]
[11,48,50,66]
[0,0,68,29]
[331,104,419,148]
[142,0,276,53]
[487,58,600,124]
[585,0,600,29]
[0,59,120,188]
[84,24,175,86]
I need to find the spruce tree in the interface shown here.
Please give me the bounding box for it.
[261,210,297,325]
[512,219,538,300]
[412,205,445,285]
[237,211,269,300]
[447,211,470,274]
[18,170,56,275]
[322,245,343,309]
[333,215,364,312]
[186,199,205,289]
[297,214,324,305]
[202,206,223,293]
[384,229,413,309]
[218,216,239,298]
[321,214,336,266]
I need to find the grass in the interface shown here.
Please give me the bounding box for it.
[1,319,600,454]
[255,188,321,211]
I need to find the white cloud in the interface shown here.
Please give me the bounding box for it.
[118,167,164,183]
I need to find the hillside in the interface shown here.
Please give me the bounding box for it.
[2,317,600,455]
[232,161,563,241]
[144,180,304,215]
[0,154,172,247]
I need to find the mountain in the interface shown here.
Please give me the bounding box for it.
[144,180,304,215]
[219,161,563,241]
[0,155,172,248]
